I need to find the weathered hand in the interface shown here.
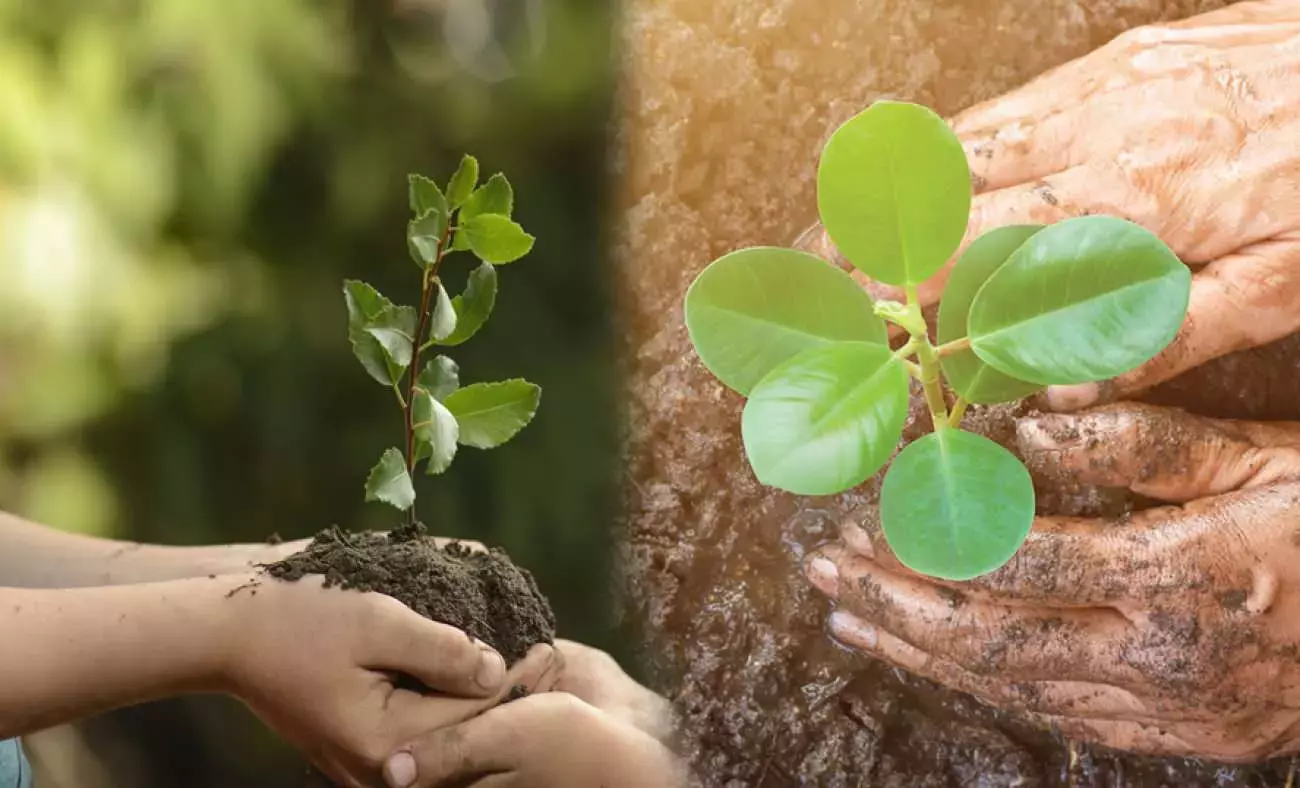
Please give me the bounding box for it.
[382,693,686,788]
[553,639,677,743]
[796,0,1300,411]
[223,575,557,788]
[805,403,1300,760]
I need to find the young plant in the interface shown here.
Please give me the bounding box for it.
[346,155,540,521]
[683,101,1191,581]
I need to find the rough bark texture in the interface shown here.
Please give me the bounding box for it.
[613,1,1300,784]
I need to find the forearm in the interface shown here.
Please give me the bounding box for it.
[0,510,288,588]
[0,576,239,738]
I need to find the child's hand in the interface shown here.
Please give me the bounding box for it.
[381,693,686,788]
[221,575,560,788]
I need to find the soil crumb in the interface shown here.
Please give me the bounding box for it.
[265,522,555,665]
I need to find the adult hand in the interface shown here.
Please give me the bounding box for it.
[223,576,558,788]
[381,693,686,788]
[795,0,1300,411]
[553,639,677,743]
[805,403,1300,761]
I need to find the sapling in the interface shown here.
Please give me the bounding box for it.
[346,155,541,520]
[683,101,1191,581]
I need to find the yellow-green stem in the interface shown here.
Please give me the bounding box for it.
[904,286,949,429]
[948,396,968,428]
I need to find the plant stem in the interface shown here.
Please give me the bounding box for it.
[936,336,971,357]
[401,221,456,523]
[948,396,968,428]
[904,285,949,429]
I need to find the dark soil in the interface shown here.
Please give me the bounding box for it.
[264,522,556,665]
[622,331,1300,786]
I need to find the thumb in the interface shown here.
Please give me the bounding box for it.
[1017,403,1300,501]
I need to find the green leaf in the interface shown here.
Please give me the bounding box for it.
[446,154,480,208]
[413,390,459,474]
[937,225,1045,404]
[418,356,460,400]
[408,208,447,268]
[343,282,416,385]
[443,380,541,449]
[968,216,1191,386]
[816,100,971,286]
[684,247,886,395]
[879,429,1034,581]
[741,342,909,495]
[365,448,416,510]
[437,263,498,346]
[430,281,458,341]
[409,174,447,217]
[461,214,534,264]
[462,173,514,220]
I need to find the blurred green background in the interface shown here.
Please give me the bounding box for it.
[0,0,620,784]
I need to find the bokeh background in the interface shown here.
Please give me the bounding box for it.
[0,0,621,784]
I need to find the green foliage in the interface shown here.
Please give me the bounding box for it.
[741,342,908,495]
[684,100,1191,580]
[683,247,886,395]
[347,161,541,513]
[444,380,542,449]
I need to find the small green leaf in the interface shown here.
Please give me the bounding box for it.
[437,262,498,346]
[461,214,534,264]
[365,448,416,510]
[443,380,541,449]
[446,154,480,208]
[409,174,447,217]
[344,280,393,326]
[413,390,459,474]
[937,225,1045,404]
[408,208,448,268]
[741,342,909,495]
[462,173,514,220]
[968,216,1191,385]
[816,100,971,286]
[343,282,416,385]
[418,356,460,400]
[429,281,458,342]
[684,247,886,395]
[363,305,417,367]
[879,429,1034,581]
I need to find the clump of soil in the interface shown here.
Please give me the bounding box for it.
[265,522,555,665]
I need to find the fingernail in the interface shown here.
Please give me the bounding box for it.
[1016,415,1080,451]
[805,555,840,598]
[1044,383,1100,412]
[383,751,417,788]
[829,610,878,648]
[476,648,506,690]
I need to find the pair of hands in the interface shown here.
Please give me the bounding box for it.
[799,0,1300,762]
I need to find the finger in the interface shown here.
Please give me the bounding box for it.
[806,547,1137,685]
[793,169,1089,308]
[1044,238,1300,411]
[1025,712,1197,759]
[364,598,506,697]
[386,643,560,744]
[1018,403,1300,501]
[827,610,1176,723]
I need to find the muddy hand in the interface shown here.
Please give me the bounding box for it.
[806,403,1300,760]
[796,0,1300,411]
[224,577,558,788]
[382,693,687,788]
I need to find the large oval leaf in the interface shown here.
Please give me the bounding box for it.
[937,225,1044,404]
[684,247,885,395]
[880,429,1034,581]
[816,101,971,287]
[741,342,909,496]
[968,216,1191,386]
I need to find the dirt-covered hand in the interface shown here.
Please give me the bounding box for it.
[221,576,558,788]
[805,403,1300,760]
[796,0,1300,411]
[553,639,677,743]
[382,693,686,788]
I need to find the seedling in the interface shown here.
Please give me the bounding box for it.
[347,155,540,520]
[683,101,1190,580]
